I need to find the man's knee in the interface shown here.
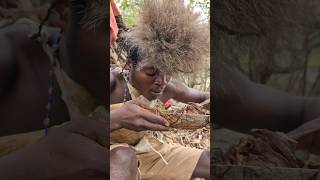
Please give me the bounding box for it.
[110,147,137,169]
[192,151,210,179]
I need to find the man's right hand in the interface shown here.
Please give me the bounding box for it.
[110,99,170,132]
[0,109,108,180]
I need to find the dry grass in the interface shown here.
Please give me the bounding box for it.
[151,128,210,150]
[150,100,210,150]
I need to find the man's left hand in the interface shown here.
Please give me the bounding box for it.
[287,117,320,155]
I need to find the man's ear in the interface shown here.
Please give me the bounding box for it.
[124,63,133,71]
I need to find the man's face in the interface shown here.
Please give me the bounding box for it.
[129,63,171,100]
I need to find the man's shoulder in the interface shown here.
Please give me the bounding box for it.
[110,68,125,90]
[0,18,37,40]
[0,19,53,95]
[110,68,123,81]
[162,79,184,99]
[165,79,184,91]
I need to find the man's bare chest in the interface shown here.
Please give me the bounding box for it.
[0,56,69,136]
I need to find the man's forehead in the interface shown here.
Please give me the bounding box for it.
[135,62,157,70]
[137,63,172,75]
[139,63,155,69]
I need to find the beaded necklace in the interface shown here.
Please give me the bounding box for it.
[120,67,131,102]
[120,68,142,102]
[43,69,54,135]
[43,30,62,136]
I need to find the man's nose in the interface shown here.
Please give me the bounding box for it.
[155,73,168,85]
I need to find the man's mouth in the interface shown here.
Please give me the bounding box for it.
[151,91,162,95]
[150,89,164,95]
[153,88,165,93]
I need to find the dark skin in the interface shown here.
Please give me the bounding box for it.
[0,1,111,179]
[0,0,108,135]
[110,63,210,179]
[214,64,320,154]
[0,111,108,179]
[0,20,69,136]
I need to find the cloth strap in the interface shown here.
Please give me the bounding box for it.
[110,0,120,44]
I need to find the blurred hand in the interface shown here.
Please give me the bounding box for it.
[43,111,108,179]
[185,102,204,112]
[200,99,210,110]
[0,109,108,180]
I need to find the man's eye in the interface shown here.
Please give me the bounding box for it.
[145,69,157,76]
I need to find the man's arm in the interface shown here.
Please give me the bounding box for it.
[162,80,210,105]
[214,64,320,133]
